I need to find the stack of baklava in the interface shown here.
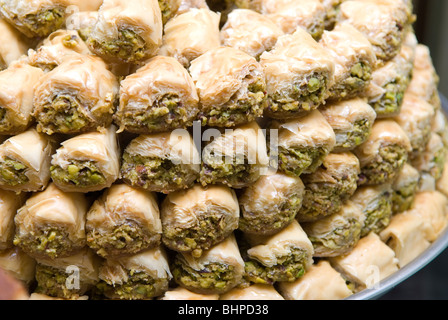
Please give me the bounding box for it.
[0,0,446,301]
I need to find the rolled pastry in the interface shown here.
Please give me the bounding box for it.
[189,47,267,128]
[0,128,54,193]
[0,268,30,301]
[242,220,314,285]
[297,152,360,222]
[220,9,284,60]
[86,184,162,258]
[403,28,418,53]
[337,0,409,61]
[437,158,448,198]
[176,0,209,15]
[34,248,101,300]
[405,44,441,110]
[96,246,172,300]
[13,183,89,259]
[50,126,120,193]
[394,94,436,160]
[320,23,377,102]
[320,98,377,152]
[432,110,448,148]
[0,191,28,250]
[271,110,336,177]
[260,28,335,120]
[354,120,412,186]
[160,8,220,68]
[380,212,430,268]
[65,10,99,41]
[171,234,245,295]
[160,286,219,300]
[406,191,448,242]
[392,163,420,214]
[0,19,28,70]
[394,33,418,82]
[250,0,327,39]
[26,29,92,72]
[412,133,447,184]
[351,184,393,237]
[364,46,414,119]
[200,121,269,189]
[238,173,305,236]
[278,260,352,300]
[0,247,36,286]
[86,0,163,64]
[0,61,44,135]
[115,56,199,134]
[329,232,399,293]
[161,184,239,258]
[302,201,365,258]
[220,284,284,300]
[33,54,119,136]
[0,0,103,38]
[120,130,200,194]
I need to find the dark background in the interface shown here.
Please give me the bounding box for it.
[378,0,448,300]
[413,0,448,97]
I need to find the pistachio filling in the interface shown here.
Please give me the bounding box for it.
[121,153,198,193]
[35,265,91,300]
[172,260,237,295]
[361,193,392,237]
[158,0,175,25]
[88,29,147,63]
[0,106,25,134]
[392,181,418,214]
[358,145,408,186]
[87,222,161,258]
[307,218,362,257]
[22,8,66,38]
[200,152,260,189]
[96,270,169,300]
[378,28,403,61]
[118,94,194,134]
[163,209,233,258]
[309,23,325,41]
[330,62,372,100]
[0,157,29,186]
[13,227,79,259]
[324,1,342,30]
[298,177,358,222]
[409,124,433,160]
[370,80,405,118]
[200,78,266,128]
[239,193,303,235]
[37,94,91,135]
[430,147,447,180]
[243,247,309,285]
[78,28,93,42]
[276,146,327,177]
[267,73,328,119]
[62,34,79,48]
[51,161,106,189]
[335,119,373,151]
